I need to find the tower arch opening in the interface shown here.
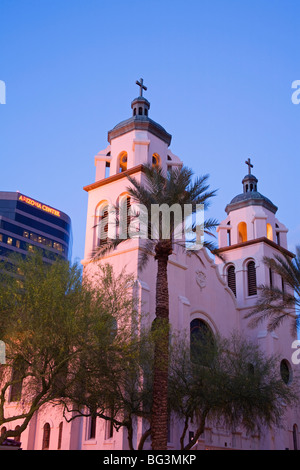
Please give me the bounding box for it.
[118,152,128,173]
[238,222,247,243]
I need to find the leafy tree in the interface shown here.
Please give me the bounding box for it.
[60,321,156,450]
[168,332,298,450]
[93,164,218,449]
[0,252,136,446]
[245,247,300,333]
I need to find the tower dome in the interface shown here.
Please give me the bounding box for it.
[107,78,172,145]
[225,158,277,215]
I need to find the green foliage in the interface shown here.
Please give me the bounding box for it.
[169,332,298,450]
[0,251,138,444]
[245,247,300,333]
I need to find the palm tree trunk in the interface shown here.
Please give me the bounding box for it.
[151,243,172,450]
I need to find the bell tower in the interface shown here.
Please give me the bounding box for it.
[82,79,182,266]
[215,159,292,310]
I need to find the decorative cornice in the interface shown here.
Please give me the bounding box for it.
[83,165,145,192]
[216,236,295,258]
[107,117,172,146]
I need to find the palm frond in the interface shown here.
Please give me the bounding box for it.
[245,248,300,334]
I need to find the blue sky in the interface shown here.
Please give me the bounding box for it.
[0,0,299,263]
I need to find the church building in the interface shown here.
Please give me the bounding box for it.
[2,80,299,450]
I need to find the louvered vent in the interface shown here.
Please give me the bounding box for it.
[127,197,131,239]
[227,265,236,296]
[247,261,257,296]
[99,207,109,246]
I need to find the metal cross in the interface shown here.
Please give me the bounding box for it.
[245,158,253,175]
[136,78,147,97]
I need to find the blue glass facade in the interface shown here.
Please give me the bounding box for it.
[0,192,72,262]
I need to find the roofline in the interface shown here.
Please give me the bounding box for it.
[83,164,145,192]
[0,191,71,223]
[107,118,172,145]
[225,197,278,215]
[215,236,295,258]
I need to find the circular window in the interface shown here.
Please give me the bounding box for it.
[280,359,292,384]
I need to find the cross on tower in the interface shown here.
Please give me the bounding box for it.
[245,158,253,175]
[136,78,147,97]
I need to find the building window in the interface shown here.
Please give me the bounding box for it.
[10,367,23,402]
[89,415,97,440]
[14,426,21,442]
[57,422,63,449]
[42,423,51,450]
[152,153,160,168]
[280,359,292,384]
[105,162,110,178]
[247,261,257,296]
[190,319,214,365]
[119,152,128,173]
[293,424,298,450]
[227,265,236,296]
[267,223,273,241]
[97,204,109,246]
[7,237,13,245]
[105,414,114,440]
[227,229,231,246]
[238,222,247,243]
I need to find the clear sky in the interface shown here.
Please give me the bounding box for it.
[0,0,299,263]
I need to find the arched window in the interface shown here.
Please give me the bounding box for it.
[89,415,97,440]
[14,425,21,442]
[57,422,63,450]
[227,265,236,296]
[190,319,214,365]
[10,363,23,402]
[238,222,247,243]
[280,359,292,384]
[267,223,273,241]
[118,195,132,239]
[97,203,109,246]
[119,152,128,173]
[105,411,114,440]
[42,423,51,450]
[247,261,257,296]
[293,424,299,450]
[152,153,160,168]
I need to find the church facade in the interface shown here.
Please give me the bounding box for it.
[3,81,300,450]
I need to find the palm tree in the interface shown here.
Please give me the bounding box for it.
[93,164,218,450]
[245,247,300,334]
